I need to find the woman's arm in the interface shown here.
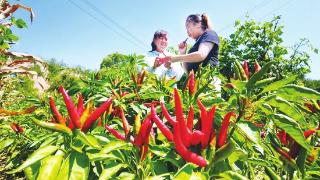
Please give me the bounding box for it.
[170,42,213,63]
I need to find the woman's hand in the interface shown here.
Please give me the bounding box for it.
[153,58,161,68]
[164,61,172,69]
[178,41,187,54]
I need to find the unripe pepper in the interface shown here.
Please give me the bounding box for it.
[33,119,72,136]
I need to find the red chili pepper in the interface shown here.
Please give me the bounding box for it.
[272,144,295,163]
[120,91,129,97]
[202,105,216,148]
[172,122,207,167]
[131,72,137,84]
[160,102,176,125]
[67,118,75,130]
[81,98,112,132]
[134,115,152,147]
[150,105,174,142]
[49,97,66,125]
[254,60,261,73]
[253,123,265,128]
[305,102,317,113]
[139,70,146,85]
[119,108,130,137]
[288,129,317,159]
[243,60,249,80]
[225,83,235,89]
[304,129,316,138]
[188,70,196,95]
[10,123,23,133]
[197,99,207,131]
[105,124,126,141]
[59,86,81,128]
[187,105,194,131]
[174,88,191,147]
[77,94,85,116]
[276,130,287,145]
[191,130,204,146]
[217,112,236,148]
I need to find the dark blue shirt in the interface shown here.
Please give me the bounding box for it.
[185,30,219,73]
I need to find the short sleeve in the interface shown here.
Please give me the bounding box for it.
[199,30,219,46]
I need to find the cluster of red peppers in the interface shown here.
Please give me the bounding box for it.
[33,86,112,134]
[105,110,153,161]
[233,59,261,81]
[274,127,319,163]
[151,88,236,167]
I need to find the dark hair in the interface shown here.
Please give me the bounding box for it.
[150,30,168,51]
[186,13,213,30]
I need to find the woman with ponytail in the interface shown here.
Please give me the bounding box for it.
[165,13,219,73]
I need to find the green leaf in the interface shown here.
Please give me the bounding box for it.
[117,172,135,180]
[218,171,248,180]
[246,61,274,90]
[277,84,320,102]
[57,151,89,180]
[8,145,59,174]
[87,153,119,162]
[74,129,101,149]
[246,158,271,166]
[296,148,307,178]
[149,144,171,157]
[23,161,41,180]
[265,167,281,180]
[15,19,27,28]
[99,163,124,180]
[37,155,63,180]
[213,139,236,163]
[235,122,260,143]
[254,77,276,89]
[266,96,307,128]
[272,114,311,152]
[174,163,196,179]
[260,75,297,94]
[228,149,248,165]
[190,172,209,180]
[0,138,14,152]
[100,141,131,154]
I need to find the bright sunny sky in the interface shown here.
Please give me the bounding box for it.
[10,0,320,79]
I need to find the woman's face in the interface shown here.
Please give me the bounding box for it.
[186,22,202,39]
[154,35,168,52]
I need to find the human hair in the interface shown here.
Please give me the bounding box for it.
[186,13,213,30]
[150,30,168,51]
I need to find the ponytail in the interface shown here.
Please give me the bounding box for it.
[201,13,213,30]
[186,13,213,30]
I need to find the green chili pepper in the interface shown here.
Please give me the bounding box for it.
[32,119,72,135]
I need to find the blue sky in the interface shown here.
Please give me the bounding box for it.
[11,0,320,79]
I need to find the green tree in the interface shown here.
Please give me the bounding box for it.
[219,16,318,80]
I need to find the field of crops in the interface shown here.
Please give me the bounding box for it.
[1,1,319,179]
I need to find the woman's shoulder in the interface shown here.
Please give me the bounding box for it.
[200,30,219,44]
